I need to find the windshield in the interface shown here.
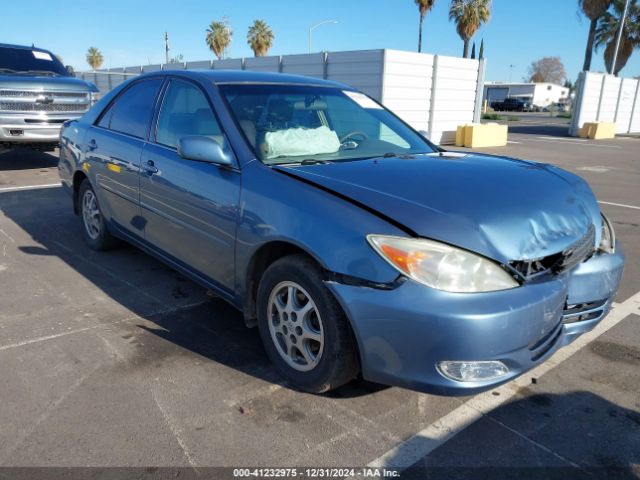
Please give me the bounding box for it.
[219,84,437,164]
[0,46,69,76]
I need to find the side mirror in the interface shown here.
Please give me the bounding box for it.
[177,136,233,166]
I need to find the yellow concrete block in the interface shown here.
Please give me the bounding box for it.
[578,123,593,138]
[590,121,616,140]
[455,125,467,147]
[578,122,616,139]
[461,123,508,148]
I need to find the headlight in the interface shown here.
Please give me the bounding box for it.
[599,213,615,254]
[367,235,519,293]
[89,92,99,106]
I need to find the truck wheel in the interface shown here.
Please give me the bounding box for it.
[257,255,359,393]
[78,179,119,251]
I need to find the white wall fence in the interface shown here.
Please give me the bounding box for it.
[570,71,640,136]
[77,49,485,145]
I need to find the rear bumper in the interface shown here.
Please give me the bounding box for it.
[0,113,82,143]
[327,245,624,395]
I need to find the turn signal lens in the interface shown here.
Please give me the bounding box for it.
[367,235,518,293]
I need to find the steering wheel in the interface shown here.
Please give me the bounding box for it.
[340,131,369,143]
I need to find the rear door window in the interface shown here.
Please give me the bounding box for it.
[100,78,162,139]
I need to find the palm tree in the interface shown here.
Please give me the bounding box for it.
[206,19,232,60]
[247,19,274,57]
[579,0,613,71]
[85,47,103,70]
[595,0,640,74]
[448,0,491,58]
[415,0,436,53]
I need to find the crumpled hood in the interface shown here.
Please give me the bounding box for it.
[276,153,602,263]
[0,74,97,92]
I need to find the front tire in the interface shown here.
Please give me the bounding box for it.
[78,179,119,251]
[257,255,359,393]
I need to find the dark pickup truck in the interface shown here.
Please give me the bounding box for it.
[490,97,531,112]
[0,43,97,150]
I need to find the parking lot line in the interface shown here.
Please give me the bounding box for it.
[0,300,210,353]
[598,200,640,211]
[509,137,621,149]
[0,183,61,193]
[368,290,640,470]
[536,136,588,142]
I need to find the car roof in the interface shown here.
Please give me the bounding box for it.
[146,69,352,89]
[0,43,52,53]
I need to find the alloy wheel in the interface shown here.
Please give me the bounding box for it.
[82,189,101,240]
[267,281,325,372]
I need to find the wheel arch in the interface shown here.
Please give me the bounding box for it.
[72,170,88,215]
[243,240,323,324]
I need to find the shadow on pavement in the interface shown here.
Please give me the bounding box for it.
[0,147,58,171]
[398,390,640,479]
[0,186,381,398]
[507,124,571,137]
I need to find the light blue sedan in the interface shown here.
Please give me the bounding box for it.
[58,70,624,394]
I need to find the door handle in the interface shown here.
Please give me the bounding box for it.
[143,159,159,174]
[87,139,98,151]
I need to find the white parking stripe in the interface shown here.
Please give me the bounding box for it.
[0,183,61,193]
[537,136,588,142]
[368,290,640,470]
[509,137,621,148]
[599,201,640,211]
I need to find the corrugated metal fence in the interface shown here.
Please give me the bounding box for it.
[570,71,640,136]
[77,49,485,144]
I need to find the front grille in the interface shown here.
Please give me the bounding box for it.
[0,89,90,114]
[0,102,88,112]
[510,224,596,279]
[557,224,596,273]
[563,299,607,324]
[0,90,87,98]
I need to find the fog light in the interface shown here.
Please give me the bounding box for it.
[437,360,509,382]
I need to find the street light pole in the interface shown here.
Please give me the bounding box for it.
[611,0,631,75]
[308,20,338,54]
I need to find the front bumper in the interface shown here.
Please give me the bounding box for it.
[0,113,82,143]
[327,244,624,395]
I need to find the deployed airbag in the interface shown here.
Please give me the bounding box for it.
[264,126,340,159]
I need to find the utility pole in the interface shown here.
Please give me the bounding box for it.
[611,0,631,75]
[164,31,170,64]
[508,64,515,83]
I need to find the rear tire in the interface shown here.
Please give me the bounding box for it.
[257,255,359,393]
[78,179,119,251]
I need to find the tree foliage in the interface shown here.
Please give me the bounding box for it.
[85,47,103,70]
[448,0,492,58]
[595,0,640,74]
[206,19,232,60]
[247,19,275,57]
[526,57,566,84]
[579,0,613,70]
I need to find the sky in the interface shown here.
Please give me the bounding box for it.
[3,0,639,83]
